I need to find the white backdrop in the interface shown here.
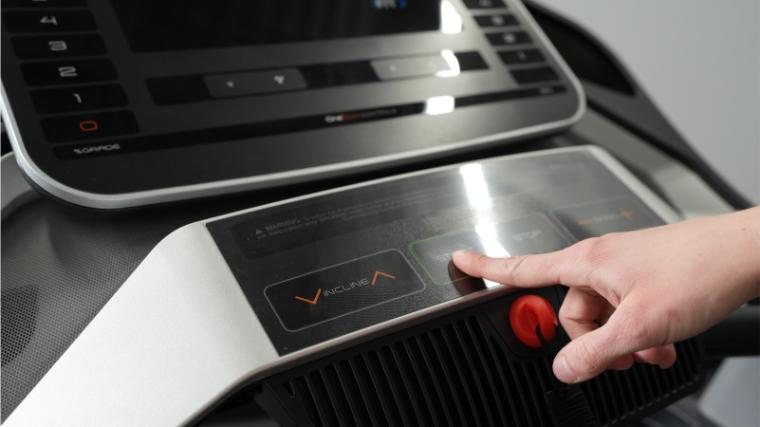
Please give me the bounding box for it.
[533,0,760,204]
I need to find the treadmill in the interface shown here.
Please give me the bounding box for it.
[1,1,757,426]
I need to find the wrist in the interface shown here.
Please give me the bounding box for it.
[738,207,760,297]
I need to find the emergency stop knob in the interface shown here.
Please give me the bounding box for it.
[509,295,558,348]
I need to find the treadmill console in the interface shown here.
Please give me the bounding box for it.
[5,147,704,427]
[1,0,583,209]
[207,147,665,355]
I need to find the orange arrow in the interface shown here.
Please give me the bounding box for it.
[294,288,322,305]
[371,271,397,285]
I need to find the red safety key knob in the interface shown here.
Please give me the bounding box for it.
[509,295,558,348]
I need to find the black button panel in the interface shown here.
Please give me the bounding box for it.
[552,197,657,240]
[11,34,106,59]
[462,0,505,9]
[2,10,96,33]
[510,66,559,84]
[486,31,532,46]
[21,59,117,86]
[264,250,425,332]
[471,2,565,91]
[6,2,139,148]
[4,0,563,163]
[31,84,127,114]
[409,214,567,286]
[204,69,307,98]
[41,110,138,143]
[498,49,544,65]
[3,0,87,7]
[475,14,518,27]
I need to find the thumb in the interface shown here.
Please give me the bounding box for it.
[552,307,643,383]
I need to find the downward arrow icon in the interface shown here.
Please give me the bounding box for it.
[294,288,322,305]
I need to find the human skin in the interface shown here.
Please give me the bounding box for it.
[452,207,760,384]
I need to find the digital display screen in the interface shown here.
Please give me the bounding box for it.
[110,0,443,52]
[208,150,664,355]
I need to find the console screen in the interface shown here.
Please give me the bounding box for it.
[110,0,443,52]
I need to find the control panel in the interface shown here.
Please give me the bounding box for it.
[1,0,583,209]
[207,147,664,355]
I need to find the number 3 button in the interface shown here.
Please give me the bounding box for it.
[11,34,106,59]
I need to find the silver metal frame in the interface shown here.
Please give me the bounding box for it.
[0,0,587,210]
[1,152,37,220]
[4,146,679,427]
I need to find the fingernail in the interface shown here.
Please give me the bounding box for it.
[554,355,579,384]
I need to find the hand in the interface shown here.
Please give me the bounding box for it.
[452,207,760,384]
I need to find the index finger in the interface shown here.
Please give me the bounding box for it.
[451,249,583,288]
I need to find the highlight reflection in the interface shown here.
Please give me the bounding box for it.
[424,95,455,115]
[440,1,463,34]
[459,163,509,289]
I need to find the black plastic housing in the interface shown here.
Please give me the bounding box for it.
[253,288,704,427]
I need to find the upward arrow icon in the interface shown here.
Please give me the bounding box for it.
[370,271,397,285]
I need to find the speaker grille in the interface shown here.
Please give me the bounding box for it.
[261,308,703,427]
[1,286,39,367]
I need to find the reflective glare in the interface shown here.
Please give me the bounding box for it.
[436,49,461,78]
[459,164,493,211]
[424,95,455,115]
[440,0,463,34]
[459,163,509,288]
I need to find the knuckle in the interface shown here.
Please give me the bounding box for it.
[628,321,652,344]
[475,254,491,271]
[626,315,664,348]
[504,255,528,281]
[571,238,607,274]
[658,306,681,345]
[572,237,603,261]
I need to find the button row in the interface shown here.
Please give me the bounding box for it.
[151,51,489,105]
[6,2,140,144]
[204,69,307,98]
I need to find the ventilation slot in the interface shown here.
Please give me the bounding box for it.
[271,314,555,427]
[579,339,703,426]
[261,310,703,427]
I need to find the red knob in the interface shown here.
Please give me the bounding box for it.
[509,295,557,348]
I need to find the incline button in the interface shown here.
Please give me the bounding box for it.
[264,250,424,332]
